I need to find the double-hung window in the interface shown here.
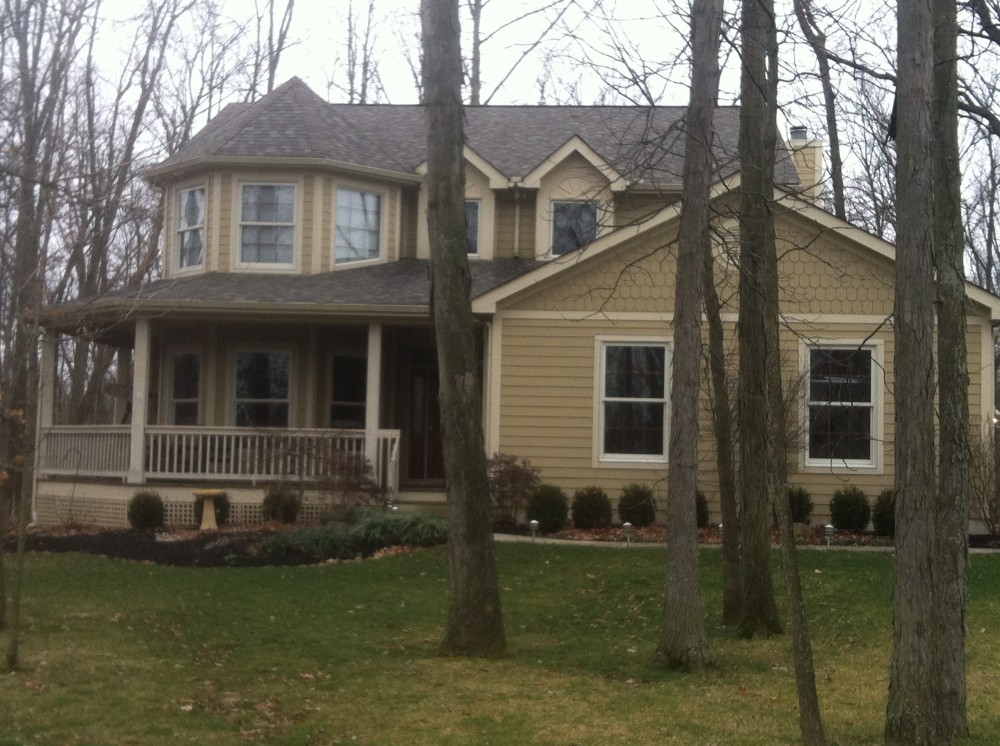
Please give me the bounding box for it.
[336,188,381,263]
[177,187,205,269]
[240,184,295,265]
[552,200,598,255]
[234,351,290,427]
[599,342,669,461]
[806,345,876,465]
[465,200,481,255]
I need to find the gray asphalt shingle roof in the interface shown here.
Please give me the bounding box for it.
[153,77,798,186]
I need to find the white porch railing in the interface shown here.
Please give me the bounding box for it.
[37,426,401,496]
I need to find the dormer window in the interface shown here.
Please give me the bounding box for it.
[240,184,295,265]
[336,188,382,264]
[552,200,598,255]
[177,187,205,268]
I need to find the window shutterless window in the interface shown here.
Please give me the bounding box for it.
[336,188,381,263]
[171,352,200,425]
[600,343,668,460]
[330,354,367,428]
[234,351,290,427]
[465,200,480,255]
[807,346,875,464]
[240,184,295,264]
[178,187,205,268]
[552,201,598,255]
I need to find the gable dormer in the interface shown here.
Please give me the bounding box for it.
[521,136,627,259]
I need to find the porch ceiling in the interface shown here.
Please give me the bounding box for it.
[39,259,544,342]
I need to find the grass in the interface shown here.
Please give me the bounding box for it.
[2,545,1000,745]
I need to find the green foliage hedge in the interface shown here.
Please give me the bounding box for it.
[618,483,656,527]
[787,486,813,525]
[696,491,710,529]
[571,486,612,529]
[527,484,568,534]
[830,485,871,533]
[262,483,301,524]
[128,490,165,531]
[872,488,896,537]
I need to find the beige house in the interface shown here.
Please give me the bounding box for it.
[33,78,1000,528]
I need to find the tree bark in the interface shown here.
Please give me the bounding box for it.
[737,0,783,639]
[651,0,721,672]
[421,0,506,658]
[885,0,946,740]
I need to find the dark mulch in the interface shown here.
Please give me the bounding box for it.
[4,525,313,568]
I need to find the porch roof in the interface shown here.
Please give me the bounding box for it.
[41,258,544,343]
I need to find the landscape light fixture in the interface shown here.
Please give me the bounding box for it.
[529,519,539,541]
[825,524,834,547]
[623,522,633,547]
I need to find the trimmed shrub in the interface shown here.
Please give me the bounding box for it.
[571,486,612,529]
[618,482,656,526]
[787,486,813,525]
[350,510,449,552]
[873,488,896,537]
[194,492,231,527]
[526,484,568,534]
[127,490,165,531]
[487,453,541,530]
[696,490,710,529]
[262,483,301,524]
[830,485,871,532]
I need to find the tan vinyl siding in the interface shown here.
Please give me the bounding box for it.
[495,190,536,259]
[614,192,680,228]
[217,172,233,270]
[399,188,419,259]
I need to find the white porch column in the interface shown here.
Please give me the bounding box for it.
[38,333,57,430]
[365,323,383,461]
[127,317,151,484]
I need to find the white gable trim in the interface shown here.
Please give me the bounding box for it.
[521,135,628,192]
[416,145,508,189]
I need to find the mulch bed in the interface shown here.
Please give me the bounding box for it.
[3,523,310,568]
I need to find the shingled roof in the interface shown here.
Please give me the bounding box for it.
[149,77,799,187]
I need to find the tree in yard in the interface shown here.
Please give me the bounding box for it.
[650,0,722,672]
[420,0,506,657]
[736,0,783,640]
[885,0,969,738]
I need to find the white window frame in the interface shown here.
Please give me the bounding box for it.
[594,337,671,466]
[231,348,293,428]
[550,200,599,256]
[802,341,882,470]
[465,199,481,256]
[238,183,297,269]
[176,186,205,271]
[335,187,384,265]
[163,347,202,425]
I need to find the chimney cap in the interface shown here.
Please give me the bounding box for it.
[789,125,809,141]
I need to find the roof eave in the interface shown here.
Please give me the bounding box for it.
[145,155,423,186]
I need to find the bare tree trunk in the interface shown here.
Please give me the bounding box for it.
[885,0,943,740]
[421,0,506,658]
[737,0,783,639]
[702,247,741,626]
[930,0,970,734]
[651,0,721,672]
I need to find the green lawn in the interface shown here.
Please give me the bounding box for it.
[2,544,1000,745]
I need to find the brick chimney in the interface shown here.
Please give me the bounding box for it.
[788,126,823,203]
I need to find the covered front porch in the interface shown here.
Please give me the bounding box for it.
[31,315,475,527]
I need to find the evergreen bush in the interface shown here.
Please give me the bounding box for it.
[872,488,896,537]
[571,486,612,529]
[617,482,656,526]
[526,484,568,534]
[487,453,541,530]
[127,490,165,531]
[830,485,871,532]
[787,486,813,525]
[696,490,710,529]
